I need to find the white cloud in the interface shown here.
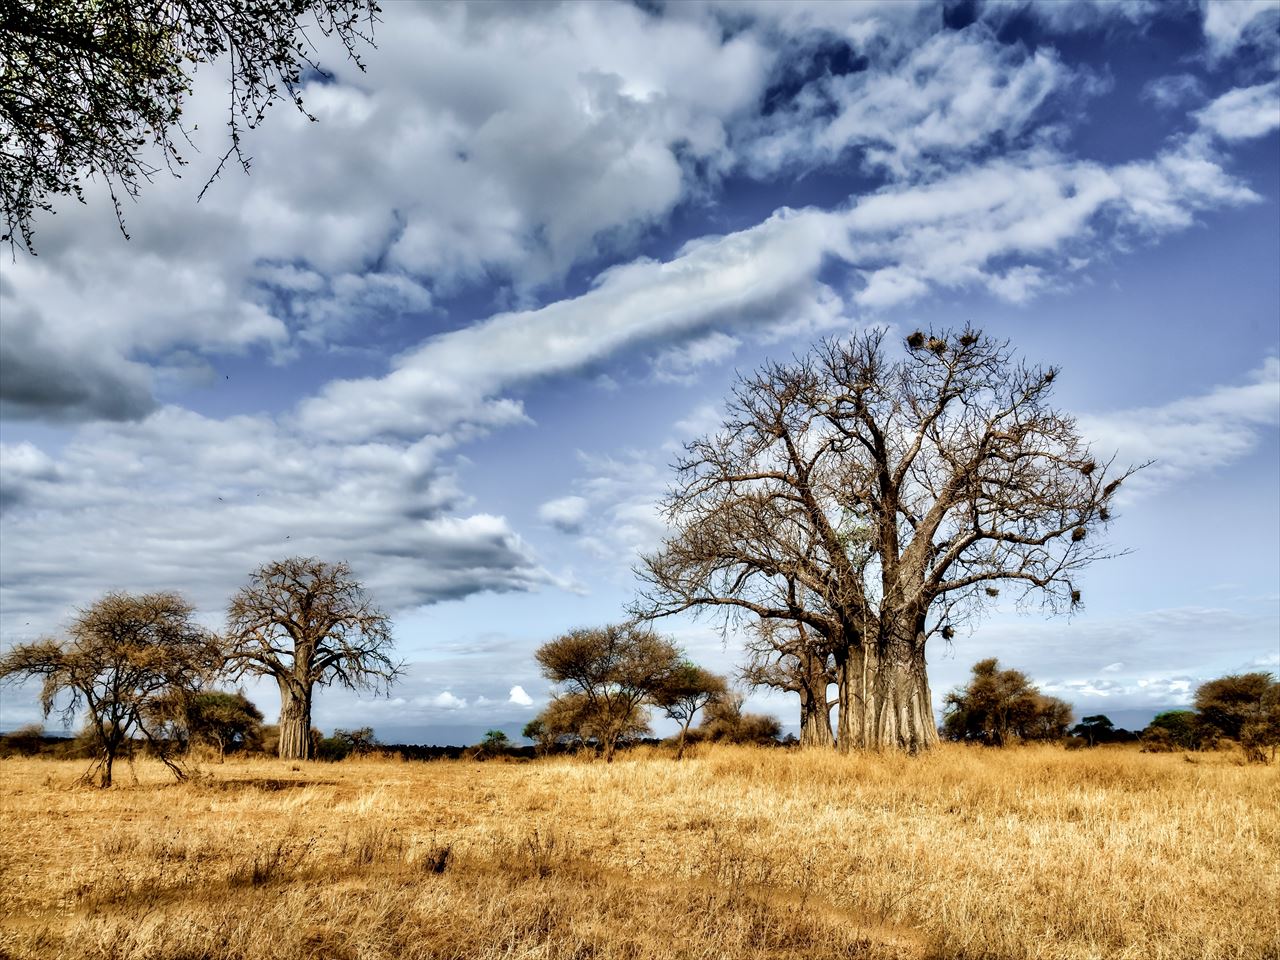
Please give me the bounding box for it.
[6,0,1274,432]
[508,685,534,707]
[538,496,590,535]
[1079,358,1280,493]
[297,207,847,440]
[1143,73,1206,111]
[843,135,1259,310]
[979,0,1161,33]
[2,1,776,424]
[652,331,743,383]
[429,691,467,710]
[1194,81,1280,141]
[0,407,562,637]
[1201,0,1280,63]
[744,27,1075,179]
[568,450,672,577]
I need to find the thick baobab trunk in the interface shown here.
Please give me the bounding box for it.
[798,682,834,748]
[835,628,937,753]
[277,680,313,760]
[795,646,834,748]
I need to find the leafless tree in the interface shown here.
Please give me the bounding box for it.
[0,591,219,786]
[535,623,680,762]
[652,662,727,759]
[740,615,836,748]
[224,557,399,760]
[636,328,1141,752]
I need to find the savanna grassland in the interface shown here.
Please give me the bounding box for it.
[0,745,1276,960]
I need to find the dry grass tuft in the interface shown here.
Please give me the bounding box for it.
[0,745,1275,959]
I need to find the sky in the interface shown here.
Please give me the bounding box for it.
[1,0,1278,745]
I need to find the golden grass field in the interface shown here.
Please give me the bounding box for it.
[0,744,1276,960]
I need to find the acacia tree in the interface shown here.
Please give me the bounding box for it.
[740,615,836,748]
[531,691,653,756]
[637,329,1139,752]
[0,592,219,786]
[941,658,1073,745]
[0,0,380,252]
[225,557,399,760]
[535,623,680,762]
[154,689,264,759]
[1194,672,1279,763]
[652,662,726,759]
[697,690,783,744]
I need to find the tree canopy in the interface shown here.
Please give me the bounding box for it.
[535,623,680,762]
[0,0,379,252]
[0,591,219,785]
[637,328,1138,752]
[942,658,1073,746]
[651,662,727,759]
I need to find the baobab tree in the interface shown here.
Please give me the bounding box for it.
[636,328,1140,752]
[225,558,399,760]
[0,592,219,786]
[740,616,836,748]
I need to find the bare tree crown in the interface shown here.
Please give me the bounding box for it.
[637,328,1142,641]
[225,556,399,692]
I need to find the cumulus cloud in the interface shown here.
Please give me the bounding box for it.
[508,685,534,707]
[0,406,561,637]
[2,1,776,423]
[6,0,1276,430]
[429,691,467,710]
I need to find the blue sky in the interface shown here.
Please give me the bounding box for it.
[1,0,1277,744]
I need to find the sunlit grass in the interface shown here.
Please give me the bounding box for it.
[0,744,1275,959]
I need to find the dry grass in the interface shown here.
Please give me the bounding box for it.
[0,744,1276,960]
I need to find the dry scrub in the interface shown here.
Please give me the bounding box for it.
[0,745,1275,960]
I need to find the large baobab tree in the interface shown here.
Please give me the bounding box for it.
[225,558,399,760]
[0,591,219,786]
[636,328,1140,753]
